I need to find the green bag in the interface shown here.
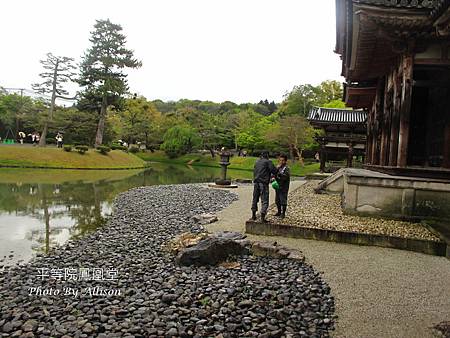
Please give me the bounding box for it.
[271,180,279,190]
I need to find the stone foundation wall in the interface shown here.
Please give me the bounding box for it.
[342,173,450,221]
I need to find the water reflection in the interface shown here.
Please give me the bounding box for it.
[0,165,252,266]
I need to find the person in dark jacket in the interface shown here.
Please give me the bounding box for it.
[251,150,277,222]
[274,153,290,218]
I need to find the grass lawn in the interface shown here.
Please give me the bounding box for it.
[136,151,320,177]
[0,145,146,169]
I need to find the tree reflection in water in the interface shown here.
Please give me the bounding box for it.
[0,165,252,259]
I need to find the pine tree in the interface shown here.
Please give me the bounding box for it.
[32,53,76,146]
[78,19,142,146]
[268,101,277,114]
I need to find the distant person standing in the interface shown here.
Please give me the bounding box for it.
[18,132,26,144]
[35,132,40,145]
[56,133,63,148]
[274,154,291,218]
[29,132,36,145]
[251,150,277,223]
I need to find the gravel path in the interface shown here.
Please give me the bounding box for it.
[265,181,440,241]
[0,184,335,338]
[208,183,450,338]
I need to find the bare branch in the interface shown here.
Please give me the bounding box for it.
[55,93,79,100]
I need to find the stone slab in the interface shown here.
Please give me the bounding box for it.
[235,179,253,184]
[208,184,239,189]
[245,220,447,257]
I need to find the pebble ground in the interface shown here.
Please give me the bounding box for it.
[0,184,335,338]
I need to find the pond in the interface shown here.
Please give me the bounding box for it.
[0,164,253,268]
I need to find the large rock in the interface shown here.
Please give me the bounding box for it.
[176,237,249,266]
[251,241,305,261]
[214,231,246,241]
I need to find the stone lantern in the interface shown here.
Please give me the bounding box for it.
[209,149,237,188]
[216,150,231,186]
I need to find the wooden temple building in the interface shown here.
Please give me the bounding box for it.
[335,0,450,179]
[308,107,368,171]
[316,0,450,227]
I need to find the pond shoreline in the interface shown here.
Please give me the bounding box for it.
[137,151,321,177]
[0,184,335,337]
[0,164,150,170]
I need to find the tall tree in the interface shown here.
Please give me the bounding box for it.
[160,125,201,158]
[315,80,343,105]
[226,109,256,151]
[279,84,318,117]
[32,53,76,146]
[78,19,142,147]
[186,110,226,158]
[266,116,314,164]
[278,81,344,117]
[113,96,161,146]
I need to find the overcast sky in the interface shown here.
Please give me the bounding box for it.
[0,0,342,103]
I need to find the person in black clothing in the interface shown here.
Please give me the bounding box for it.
[251,150,277,222]
[274,153,290,218]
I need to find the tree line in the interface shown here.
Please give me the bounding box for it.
[0,19,344,161]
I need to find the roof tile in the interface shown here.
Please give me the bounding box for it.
[308,107,368,124]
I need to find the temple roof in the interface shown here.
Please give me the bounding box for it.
[308,107,368,124]
[431,0,450,17]
[335,0,450,108]
[355,0,439,10]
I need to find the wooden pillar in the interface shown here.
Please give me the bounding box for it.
[389,67,401,166]
[365,106,375,164]
[371,128,378,164]
[366,131,372,165]
[397,54,414,167]
[372,79,384,165]
[380,78,390,166]
[380,134,387,166]
[347,143,354,167]
[365,110,371,165]
[320,143,326,172]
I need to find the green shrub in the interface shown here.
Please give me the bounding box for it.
[129,146,140,153]
[96,145,111,155]
[164,150,181,159]
[63,145,72,152]
[147,144,158,153]
[46,137,56,144]
[110,144,127,151]
[75,145,89,154]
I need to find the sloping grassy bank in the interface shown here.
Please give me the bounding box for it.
[0,146,146,169]
[136,151,320,176]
